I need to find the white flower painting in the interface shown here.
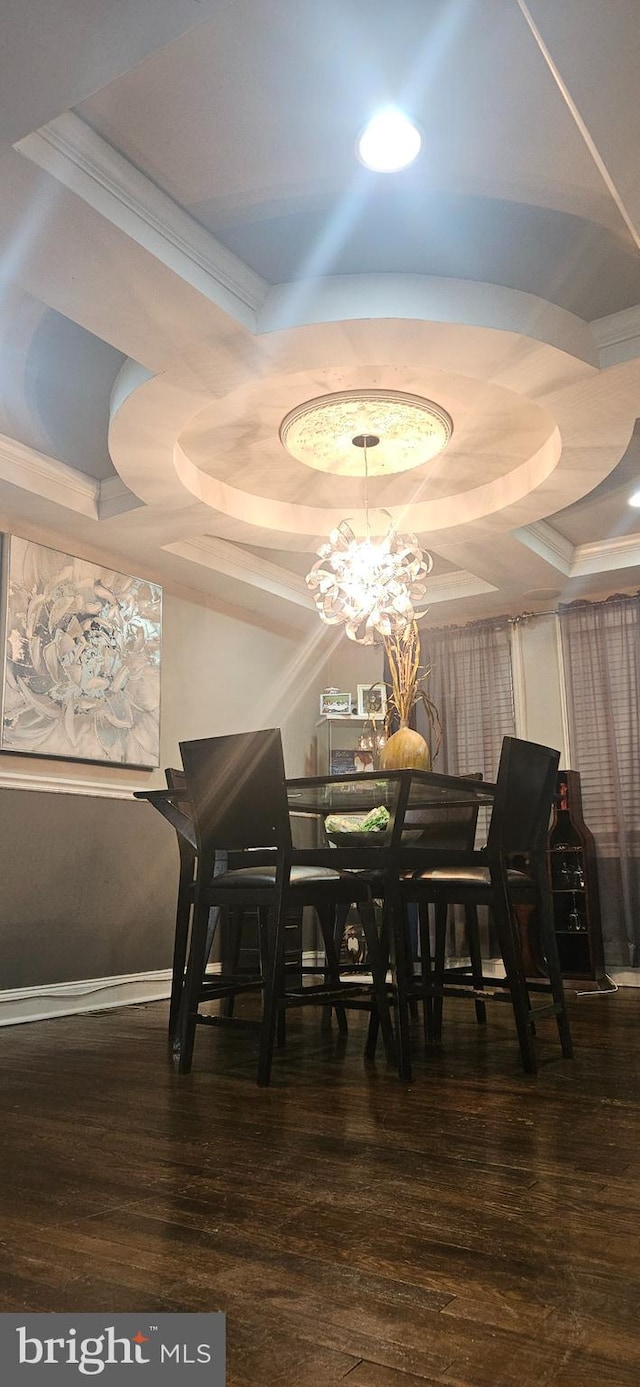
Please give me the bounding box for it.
[1,537,162,766]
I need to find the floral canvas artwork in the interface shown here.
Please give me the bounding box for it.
[1,537,162,767]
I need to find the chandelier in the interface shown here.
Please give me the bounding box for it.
[305,433,434,644]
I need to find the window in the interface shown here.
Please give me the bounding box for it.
[559,596,640,967]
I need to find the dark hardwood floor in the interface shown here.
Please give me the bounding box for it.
[1,990,640,1385]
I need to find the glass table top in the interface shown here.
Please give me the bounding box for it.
[135,769,495,855]
[287,770,495,851]
[286,769,495,815]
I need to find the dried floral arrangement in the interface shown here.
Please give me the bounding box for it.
[383,620,442,761]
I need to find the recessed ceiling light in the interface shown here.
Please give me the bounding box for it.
[357,109,422,172]
[629,488,640,507]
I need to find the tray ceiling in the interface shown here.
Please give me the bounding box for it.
[0,0,639,636]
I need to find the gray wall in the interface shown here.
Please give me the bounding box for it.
[0,789,178,990]
[0,589,322,994]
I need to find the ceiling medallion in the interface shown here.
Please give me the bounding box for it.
[280,389,453,476]
[305,433,433,645]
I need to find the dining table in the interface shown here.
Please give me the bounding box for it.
[135,767,495,845]
[286,766,496,866]
[134,766,497,892]
[135,765,498,1076]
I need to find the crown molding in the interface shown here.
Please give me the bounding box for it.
[0,433,98,517]
[513,520,574,574]
[591,304,640,366]
[572,531,640,575]
[98,474,144,520]
[163,535,315,610]
[15,112,268,329]
[424,570,498,603]
[515,518,640,577]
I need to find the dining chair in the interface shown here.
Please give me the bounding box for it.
[392,737,573,1079]
[165,768,250,1041]
[404,787,485,1038]
[174,728,394,1085]
[363,786,484,1076]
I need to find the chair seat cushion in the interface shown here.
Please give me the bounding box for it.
[210,864,361,889]
[414,865,532,886]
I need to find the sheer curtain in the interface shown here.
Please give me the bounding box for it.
[559,595,640,968]
[417,617,516,782]
[415,617,517,958]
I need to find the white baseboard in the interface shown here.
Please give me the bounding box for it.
[0,969,172,1027]
[458,958,639,989]
[0,951,324,1028]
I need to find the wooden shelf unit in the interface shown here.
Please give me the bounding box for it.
[548,769,606,981]
[316,714,381,775]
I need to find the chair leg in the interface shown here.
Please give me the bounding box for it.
[358,899,395,1064]
[466,904,487,1026]
[333,902,350,957]
[387,885,413,1081]
[535,876,574,1058]
[258,888,289,1086]
[491,871,537,1073]
[173,892,211,1074]
[168,874,192,1042]
[364,902,387,1060]
[317,905,348,1035]
[417,901,435,1045]
[221,907,243,1018]
[432,902,448,1041]
[406,902,420,1023]
[321,903,349,1031]
[256,907,285,1048]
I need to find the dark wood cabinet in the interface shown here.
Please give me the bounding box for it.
[548,769,606,981]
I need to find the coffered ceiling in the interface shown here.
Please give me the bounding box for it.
[1,0,640,637]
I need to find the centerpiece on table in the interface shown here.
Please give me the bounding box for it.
[379,621,442,770]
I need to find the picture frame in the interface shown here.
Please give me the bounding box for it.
[354,749,375,774]
[0,535,162,768]
[339,920,368,968]
[356,682,387,719]
[319,690,352,717]
[329,749,358,775]
[329,748,375,776]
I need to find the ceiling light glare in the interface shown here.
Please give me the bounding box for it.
[629,488,640,507]
[357,109,422,172]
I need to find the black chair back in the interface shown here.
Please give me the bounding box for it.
[404,772,483,851]
[180,728,292,860]
[488,736,560,859]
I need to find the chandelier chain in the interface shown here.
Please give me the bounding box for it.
[363,439,370,538]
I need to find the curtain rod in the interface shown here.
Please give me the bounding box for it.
[424,590,639,635]
[511,590,640,626]
[509,610,556,625]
